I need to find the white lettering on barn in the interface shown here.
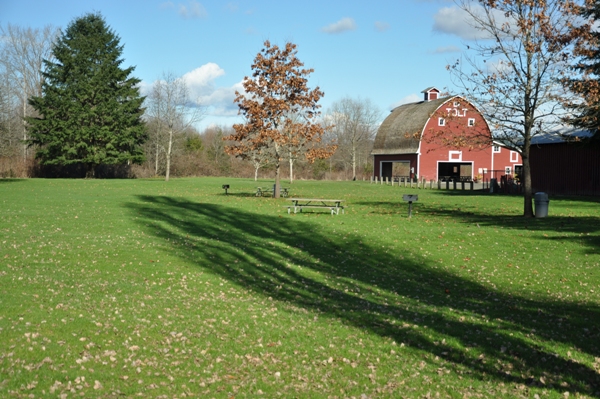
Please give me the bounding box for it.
[446,108,468,117]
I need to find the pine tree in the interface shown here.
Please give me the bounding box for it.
[568,1,600,144]
[27,12,147,177]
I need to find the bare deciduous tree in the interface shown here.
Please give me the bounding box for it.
[145,71,205,181]
[327,97,381,180]
[0,23,58,162]
[448,0,577,217]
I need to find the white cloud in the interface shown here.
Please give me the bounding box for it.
[321,17,357,34]
[160,1,207,18]
[433,7,484,40]
[197,81,244,117]
[182,63,225,91]
[433,4,512,40]
[142,63,242,117]
[374,21,390,32]
[181,63,242,116]
[390,94,422,109]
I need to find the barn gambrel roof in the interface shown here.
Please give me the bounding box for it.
[372,96,454,155]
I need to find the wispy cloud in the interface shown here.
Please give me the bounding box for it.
[179,1,207,19]
[374,21,390,32]
[432,45,461,54]
[390,94,422,109]
[321,17,357,34]
[432,5,510,40]
[161,1,207,19]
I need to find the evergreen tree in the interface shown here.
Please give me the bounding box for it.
[565,2,600,146]
[27,12,147,177]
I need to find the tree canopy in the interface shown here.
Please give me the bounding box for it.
[225,40,334,196]
[27,12,147,177]
[448,0,578,217]
[565,0,600,144]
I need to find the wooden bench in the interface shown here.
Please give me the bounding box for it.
[287,198,344,215]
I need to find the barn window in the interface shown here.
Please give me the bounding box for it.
[449,151,462,161]
[453,101,460,107]
[438,117,445,126]
[510,151,519,162]
[468,118,475,127]
[505,167,512,175]
[493,145,501,153]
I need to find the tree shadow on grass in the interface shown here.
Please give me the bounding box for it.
[354,199,600,254]
[126,195,600,397]
[0,178,25,184]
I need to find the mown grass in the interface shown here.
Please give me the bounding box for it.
[1,177,599,398]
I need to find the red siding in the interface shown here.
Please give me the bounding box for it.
[374,97,523,182]
[530,143,600,196]
[419,99,492,180]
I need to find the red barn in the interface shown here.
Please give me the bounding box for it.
[372,87,522,182]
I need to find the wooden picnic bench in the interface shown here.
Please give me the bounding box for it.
[256,187,289,197]
[287,198,345,215]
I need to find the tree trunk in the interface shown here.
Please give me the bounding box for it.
[165,128,173,182]
[22,98,27,162]
[254,166,259,181]
[154,141,159,175]
[86,164,96,178]
[351,143,357,180]
[274,144,281,198]
[521,150,534,218]
[289,157,294,184]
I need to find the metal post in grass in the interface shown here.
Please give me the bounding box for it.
[403,194,418,219]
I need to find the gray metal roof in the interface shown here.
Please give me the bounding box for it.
[530,128,592,145]
[372,96,453,155]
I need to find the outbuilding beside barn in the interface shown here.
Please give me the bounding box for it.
[530,130,600,196]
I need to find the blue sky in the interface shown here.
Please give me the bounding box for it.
[1,0,482,130]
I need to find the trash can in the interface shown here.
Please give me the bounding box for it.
[490,178,499,193]
[534,192,549,218]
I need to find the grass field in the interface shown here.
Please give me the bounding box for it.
[1,177,599,398]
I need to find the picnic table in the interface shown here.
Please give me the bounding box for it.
[256,186,289,197]
[287,198,345,215]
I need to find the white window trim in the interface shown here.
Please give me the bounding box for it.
[505,166,512,175]
[453,101,460,108]
[438,117,445,126]
[468,118,475,127]
[510,150,519,162]
[449,151,462,161]
[493,145,501,153]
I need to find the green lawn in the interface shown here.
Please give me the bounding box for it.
[1,177,599,398]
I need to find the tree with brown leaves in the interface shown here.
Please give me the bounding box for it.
[448,0,578,217]
[225,40,335,197]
